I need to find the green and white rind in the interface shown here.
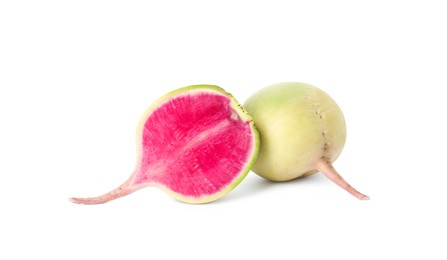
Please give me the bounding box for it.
[133,85,260,204]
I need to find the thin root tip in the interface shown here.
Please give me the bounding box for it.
[69,197,82,204]
[68,197,103,205]
[358,194,370,200]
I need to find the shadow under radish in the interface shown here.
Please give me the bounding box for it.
[216,172,328,204]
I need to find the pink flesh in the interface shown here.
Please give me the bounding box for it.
[133,92,254,197]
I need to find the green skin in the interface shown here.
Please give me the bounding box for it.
[244,82,368,200]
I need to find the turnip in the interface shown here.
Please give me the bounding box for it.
[244,82,369,200]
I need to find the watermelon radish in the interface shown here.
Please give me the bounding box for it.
[70,85,259,204]
[244,82,368,200]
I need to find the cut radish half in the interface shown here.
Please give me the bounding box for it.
[70,85,259,204]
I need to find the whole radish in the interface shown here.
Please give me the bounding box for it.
[244,82,368,200]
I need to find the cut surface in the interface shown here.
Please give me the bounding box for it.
[70,85,258,204]
[136,90,256,197]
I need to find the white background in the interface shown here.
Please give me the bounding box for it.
[1,1,446,259]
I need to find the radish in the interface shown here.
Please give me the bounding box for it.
[244,82,369,200]
[70,85,259,204]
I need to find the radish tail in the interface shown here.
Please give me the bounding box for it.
[315,158,369,200]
